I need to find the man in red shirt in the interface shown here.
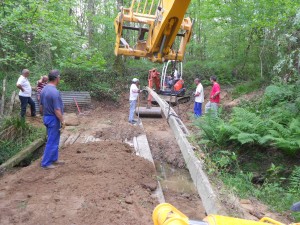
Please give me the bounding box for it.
[205,75,221,115]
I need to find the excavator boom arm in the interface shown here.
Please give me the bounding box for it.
[114,0,192,62]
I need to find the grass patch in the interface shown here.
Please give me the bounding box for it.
[221,171,300,221]
[232,78,264,98]
[0,117,45,165]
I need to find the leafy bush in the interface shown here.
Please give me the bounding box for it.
[195,79,300,219]
[232,78,264,98]
[195,81,300,155]
[263,84,294,106]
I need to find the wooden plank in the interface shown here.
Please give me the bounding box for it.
[64,133,80,146]
[59,133,70,148]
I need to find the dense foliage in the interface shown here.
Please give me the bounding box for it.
[194,78,300,218]
[1,0,300,96]
[196,78,300,154]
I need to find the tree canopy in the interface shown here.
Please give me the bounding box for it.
[0,0,299,87]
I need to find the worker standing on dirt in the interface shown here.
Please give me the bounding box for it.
[16,69,36,118]
[128,78,141,124]
[205,75,221,115]
[40,70,65,169]
[193,78,204,117]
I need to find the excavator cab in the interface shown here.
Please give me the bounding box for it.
[147,60,190,107]
[160,60,185,97]
[158,60,190,104]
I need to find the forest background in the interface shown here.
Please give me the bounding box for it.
[0,0,300,220]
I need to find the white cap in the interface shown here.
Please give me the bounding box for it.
[132,78,139,82]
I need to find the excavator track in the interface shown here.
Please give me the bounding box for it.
[157,94,190,106]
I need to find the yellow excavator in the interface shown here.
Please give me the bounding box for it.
[114,0,193,115]
[153,203,300,225]
[114,2,300,225]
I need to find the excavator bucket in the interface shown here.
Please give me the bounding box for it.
[114,0,193,63]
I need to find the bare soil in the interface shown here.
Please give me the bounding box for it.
[1,87,283,224]
[0,141,158,225]
[143,118,185,168]
[1,94,205,225]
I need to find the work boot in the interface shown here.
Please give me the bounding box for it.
[53,160,65,165]
[42,164,56,169]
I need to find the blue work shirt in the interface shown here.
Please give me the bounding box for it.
[40,85,64,116]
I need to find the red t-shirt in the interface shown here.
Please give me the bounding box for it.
[210,82,221,103]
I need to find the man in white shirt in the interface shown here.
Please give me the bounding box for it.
[16,69,36,118]
[194,78,204,117]
[128,78,140,124]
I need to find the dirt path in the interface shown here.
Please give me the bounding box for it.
[0,97,206,224]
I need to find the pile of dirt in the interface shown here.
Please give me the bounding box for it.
[223,90,264,110]
[0,141,158,225]
[96,124,144,141]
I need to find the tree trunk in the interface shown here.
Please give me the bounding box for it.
[1,77,7,116]
[87,0,96,47]
[9,91,16,115]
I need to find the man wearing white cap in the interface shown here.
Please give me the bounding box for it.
[128,78,140,124]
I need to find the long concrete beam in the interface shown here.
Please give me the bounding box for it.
[146,87,226,215]
[0,137,45,173]
[133,123,165,204]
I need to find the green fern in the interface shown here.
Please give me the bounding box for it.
[230,132,260,145]
[258,135,277,145]
[289,166,300,193]
[268,120,291,138]
[193,83,300,155]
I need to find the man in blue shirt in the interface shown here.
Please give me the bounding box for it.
[40,70,65,169]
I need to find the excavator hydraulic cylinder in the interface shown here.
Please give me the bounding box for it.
[204,215,285,225]
[153,203,300,225]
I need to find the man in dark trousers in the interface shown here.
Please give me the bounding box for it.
[40,70,65,169]
[16,69,36,118]
[193,78,204,117]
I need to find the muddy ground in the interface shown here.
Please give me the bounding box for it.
[0,88,290,224]
[0,95,206,224]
